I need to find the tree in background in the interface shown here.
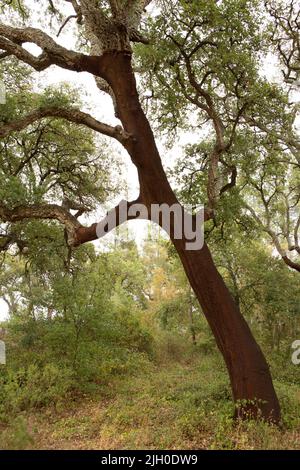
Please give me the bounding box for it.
[0,236,153,417]
[139,0,299,272]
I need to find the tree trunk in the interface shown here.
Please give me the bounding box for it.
[174,238,280,422]
[95,51,281,423]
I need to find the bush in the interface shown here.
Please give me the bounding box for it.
[0,364,74,419]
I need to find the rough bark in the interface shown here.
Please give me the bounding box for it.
[0,11,281,422]
[175,240,280,421]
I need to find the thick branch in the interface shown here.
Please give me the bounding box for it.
[0,198,146,249]
[74,197,145,246]
[0,107,131,145]
[0,23,92,72]
[282,255,300,273]
[0,36,52,71]
[0,203,81,245]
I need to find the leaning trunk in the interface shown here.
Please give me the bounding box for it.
[96,52,281,423]
[174,238,280,422]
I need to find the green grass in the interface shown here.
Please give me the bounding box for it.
[0,350,299,450]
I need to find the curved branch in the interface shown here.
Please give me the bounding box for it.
[0,107,132,145]
[0,36,52,71]
[0,198,146,249]
[282,255,300,273]
[245,203,300,273]
[57,15,78,37]
[220,165,237,195]
[74,197,145,246]
[0,23,92,72]
[0,203,81,245]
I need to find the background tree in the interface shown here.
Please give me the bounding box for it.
[138,0,299,271]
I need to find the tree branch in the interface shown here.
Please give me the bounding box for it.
[57,15,78,37]
[0,203,81,246]
[74,197,145,246]
[220,165,237,195]
[245,203,300,273]
[0,36,52,71]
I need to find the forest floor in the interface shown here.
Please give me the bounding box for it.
[1,352,300,450]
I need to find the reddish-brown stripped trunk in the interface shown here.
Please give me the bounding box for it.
[87,51,281,422]
[174,239,280,421]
